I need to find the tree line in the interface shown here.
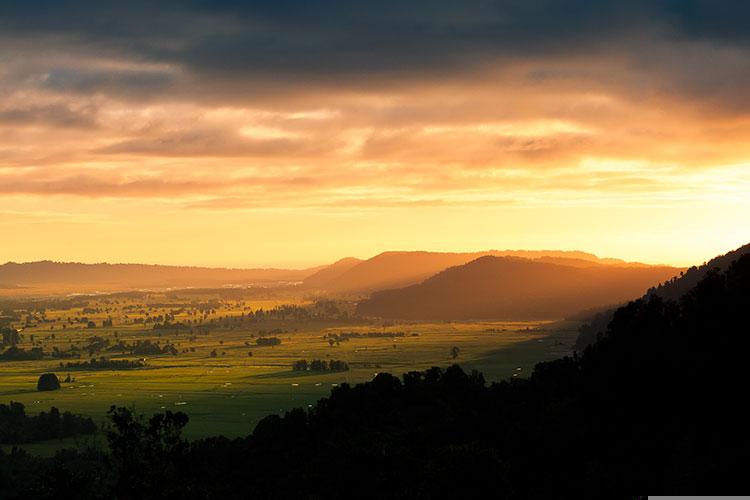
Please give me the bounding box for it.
[0,402,96,445]
[60,357,147,370]
[291,359,349,372]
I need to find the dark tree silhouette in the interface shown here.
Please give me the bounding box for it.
[36,373,60,391]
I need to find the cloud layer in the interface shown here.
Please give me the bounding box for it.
[1,1,749,265]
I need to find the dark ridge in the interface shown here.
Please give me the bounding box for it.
[575,241,750,350]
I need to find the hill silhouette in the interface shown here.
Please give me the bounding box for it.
[574,241,750,350]
[316,249,646,295]
[0,261,324,293]
[301,257,362,289]
[648,242,750,301]
[0,250,659,296]
[3,247,747,497]
[357,255,682,319]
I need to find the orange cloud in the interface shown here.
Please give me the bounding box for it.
[2,10,750,267]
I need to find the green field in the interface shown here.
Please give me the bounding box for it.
[0,292,580,455]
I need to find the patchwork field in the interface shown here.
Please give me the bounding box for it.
[0,291,580,455]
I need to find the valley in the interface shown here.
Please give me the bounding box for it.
[0,289,580,455]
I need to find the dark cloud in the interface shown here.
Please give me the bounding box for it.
[0,103,98,128]
[1,1,749,97]
[40,67,177,96]
[97,129,338,158]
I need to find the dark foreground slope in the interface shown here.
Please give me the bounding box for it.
[2,255,748,498]
[574,241,750,350]
[358,256,680,319]
[648,242,750,301]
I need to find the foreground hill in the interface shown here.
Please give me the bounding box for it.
[0,261,324,293]
[575,241,750,350]
[3,248,747,497]
[316,249,643,294]
[648,242,750,301]
[357,256,681,319]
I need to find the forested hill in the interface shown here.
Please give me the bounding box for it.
[647,242,750,301]
[3,252,748,497]
[575,241,750,350]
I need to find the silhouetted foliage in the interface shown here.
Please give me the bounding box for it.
[292,359,349,372]
[573,308,614,351]
[648,242,750,302]
[36,373,60,391]
[0,327,20,347]
[130,339,177,356]
[0,346,43,361]
[62,357,146,370]
[0,402,96,444]
[255,337,281,346]
[323,330,407,342]
[105,406,189,499]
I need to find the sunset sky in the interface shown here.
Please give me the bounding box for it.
[1,1,749,268]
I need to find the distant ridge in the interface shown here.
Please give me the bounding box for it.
[0,260,325,293]
[357,255,682,320]
[302,257,362,289]
[312,249,646,295]
[0,248,678,298]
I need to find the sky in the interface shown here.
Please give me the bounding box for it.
[1,1,749,268]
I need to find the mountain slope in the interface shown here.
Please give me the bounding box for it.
[319,249,642,294]
[302,257,362,289]
[357,256,682,319]
[574,241,750,350]
[648,242,750,301]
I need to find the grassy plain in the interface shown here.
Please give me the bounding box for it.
[0,291,580,455]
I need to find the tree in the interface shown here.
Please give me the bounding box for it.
[450,346,460,359]
[1,327,20,347]
[37,373,61,391]
[106,406,188,498]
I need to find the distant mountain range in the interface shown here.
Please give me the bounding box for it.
[356,255,683,320]
[0,260,325,293]
[301,249,649,295]
[0,249,682,305]
[301,257,363,289]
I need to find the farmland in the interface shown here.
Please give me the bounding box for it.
[0,289,580,454]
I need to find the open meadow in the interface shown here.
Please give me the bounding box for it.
[0,290,580,455]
